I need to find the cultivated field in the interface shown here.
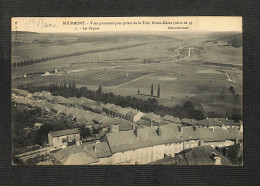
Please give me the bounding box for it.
[12,31,242,116]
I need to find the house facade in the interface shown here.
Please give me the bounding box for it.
[125,108,144,123]
[88,123,242,165]
[48,128,81,150]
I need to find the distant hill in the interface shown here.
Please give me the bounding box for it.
[11,31,39,35]
[207,32,242,48]
[72,34,178,43]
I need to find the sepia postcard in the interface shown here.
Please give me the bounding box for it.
[11,17,243,165]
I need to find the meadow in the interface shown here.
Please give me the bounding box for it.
[12,31,242,117]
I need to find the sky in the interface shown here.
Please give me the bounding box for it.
[11,17,242,33]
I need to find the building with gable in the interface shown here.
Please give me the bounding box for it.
[48,128,81,150]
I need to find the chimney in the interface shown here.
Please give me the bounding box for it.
[211,152,222,165]
[213,157,221,165]
[211,152,217,158]
[179,126,184,133]
[193,126,197,131]
[223,147,228,157]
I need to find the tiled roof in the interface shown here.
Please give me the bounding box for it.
[103,103,115,110]
[162,115,182,124]
[106,124,183,153]
[12,88,32,97]
[181,118,198,125]
[53,96,73,105]
[51,104,67,113]
[50,128,80,138]
[104,104,129,116]
[180,145,232,165]
[142,113,161,122]
[33,91,54,101]
[84,142,112,158]
[12,96,35,105]
[125,107,139,117]
[53,145,97,165]
[197,118,240,127]
[136,119,151,126]
[64,152,97,165]
[119,120,132,131]
[106,123,243,153]
[106,131,149,153]
[149,156,177,165]
[100,117,119,125]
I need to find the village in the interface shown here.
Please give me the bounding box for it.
[12,88,243,165]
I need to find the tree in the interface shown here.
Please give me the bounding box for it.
[80,126,90,138]
[72,82,76,90]
[151,84,154,96]
[231,113,242,122]
[230,86,235,94]
[97,85,102,94]
[157,84,160,97]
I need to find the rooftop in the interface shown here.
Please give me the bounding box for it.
[181,118,198,125]
[175,145,232,165]
[142,113,161,122]
[63,152,97,165]
[162,115,182,124]
[50,128,80,138]
[84,141,112,158]
[53,145,97,165]
[105,123,243,153]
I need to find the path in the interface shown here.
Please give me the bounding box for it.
[104,73,154,88]
[225,72,239,84]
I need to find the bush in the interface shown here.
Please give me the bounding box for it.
[231,113,242,122]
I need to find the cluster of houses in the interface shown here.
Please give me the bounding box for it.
[12,88,243,165]
[12,89,144,133]
[48,121,242,165]
[13,88,241,131]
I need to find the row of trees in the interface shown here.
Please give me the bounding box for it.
[151,83,160,97]
[13,43,144,68]
[49,82,76,92]
[12,51,83,68]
